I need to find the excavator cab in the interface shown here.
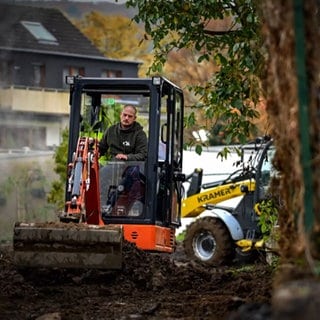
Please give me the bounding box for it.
[13,76,185,269]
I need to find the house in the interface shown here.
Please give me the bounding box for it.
[0,3,140,149]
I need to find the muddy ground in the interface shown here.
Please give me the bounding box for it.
[0,243,273,320]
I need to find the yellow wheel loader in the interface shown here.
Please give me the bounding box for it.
[181,137,276,266]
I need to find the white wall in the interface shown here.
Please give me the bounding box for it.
[183,148,241,184]
[179,148,244,234]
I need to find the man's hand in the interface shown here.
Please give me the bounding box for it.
[115,153,128,161]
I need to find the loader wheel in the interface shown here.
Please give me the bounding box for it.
[183,217,234,266]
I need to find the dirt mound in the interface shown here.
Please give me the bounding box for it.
[0,243,273,320]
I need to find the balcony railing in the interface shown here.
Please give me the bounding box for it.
[0,86,70,114]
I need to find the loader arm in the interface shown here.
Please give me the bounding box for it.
[181,179,256,218]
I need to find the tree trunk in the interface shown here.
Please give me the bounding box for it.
[261,0,320,279]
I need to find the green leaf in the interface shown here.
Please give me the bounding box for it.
[195,144,203,155]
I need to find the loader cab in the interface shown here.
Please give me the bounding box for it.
[66,76,184,245]
[237,137,275,199]
[231,138,275,239]
[253,138,275,202]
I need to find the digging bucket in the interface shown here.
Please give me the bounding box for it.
[13,222,123,269]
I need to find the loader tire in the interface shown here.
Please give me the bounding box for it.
[183,217,234,266]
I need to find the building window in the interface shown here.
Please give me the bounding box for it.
[101,70,122,78]
[21,21,58,45]
[62,67,85,88]
[0,61,13,86]
[33,64,45,87]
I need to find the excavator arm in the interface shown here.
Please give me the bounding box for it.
[61,137,104,225]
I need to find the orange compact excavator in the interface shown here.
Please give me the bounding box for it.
[13,76,185,269]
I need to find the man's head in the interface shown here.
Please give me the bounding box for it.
[120,105,137,129]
